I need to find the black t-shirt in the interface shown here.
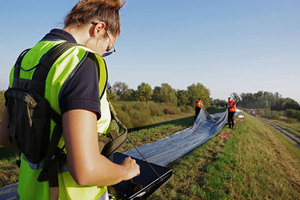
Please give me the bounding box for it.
[42,29,101,119]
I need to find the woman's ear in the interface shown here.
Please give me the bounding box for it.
[91,22,106,37]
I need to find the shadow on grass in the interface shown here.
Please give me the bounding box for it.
[206,107,226,114]
[128,116,195,132]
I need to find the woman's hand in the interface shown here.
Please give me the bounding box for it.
[121,157,140,180]
[63,109,140,186]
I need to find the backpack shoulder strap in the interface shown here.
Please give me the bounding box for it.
[13,49,31,80]
[101,101,128,158]
[34,42,79,187]
[36,42,78,125]
[32,42,78,96]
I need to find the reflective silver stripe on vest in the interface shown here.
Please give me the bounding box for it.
[97,191,109,200]
[22,155,45,170]
[23,155,68,173]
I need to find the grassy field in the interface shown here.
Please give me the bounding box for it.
[146,114,300,200]
[117,113,300,199]
[1,112,300,199]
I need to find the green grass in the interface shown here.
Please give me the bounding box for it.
[1,111,299,200]
[0,146,19,186]
[148,114,300,200]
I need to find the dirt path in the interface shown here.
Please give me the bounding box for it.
[260,118,300,148]
[260,118,300,193]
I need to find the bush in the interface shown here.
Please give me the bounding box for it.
[113,101,156,128]
[121,103,129,112]
[180,105,194,113]
[258,109,281,120]
[131,102,150,116]
[115,109,132,128]
[112,101,194,129]
[148,102,164,116]
[270,113,281,120]
[284,118,298,124]
[128,110,149,128]
[285,109,300,121]
[258,109,267,117]
[162,104,181,115]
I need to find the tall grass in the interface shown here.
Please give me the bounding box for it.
[112,101,193,128]
[258,108,282,120]
[258,108,300,122]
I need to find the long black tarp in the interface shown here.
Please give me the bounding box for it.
[123,109,229,166]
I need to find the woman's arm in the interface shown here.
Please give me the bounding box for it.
[0,107,16,148]
[62,109,140,186]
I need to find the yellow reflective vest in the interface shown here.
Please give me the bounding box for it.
[9,40,111,200]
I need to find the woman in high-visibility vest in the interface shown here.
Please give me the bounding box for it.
[0,0,140,199]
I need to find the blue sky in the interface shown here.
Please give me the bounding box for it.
[0,0,299,102]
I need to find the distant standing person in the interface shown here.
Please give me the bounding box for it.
[195,98,203,119]
[226,97,236,129]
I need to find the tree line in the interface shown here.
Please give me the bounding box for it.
[109,82,211,107]
[230,91,300,111]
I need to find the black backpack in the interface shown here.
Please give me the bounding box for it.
[5,42,128,187]
[5,42,79,186]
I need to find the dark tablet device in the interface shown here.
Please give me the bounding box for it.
[112,152,173,200]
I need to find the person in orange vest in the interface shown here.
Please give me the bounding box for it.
[195,98,203,119]
[226,97,236,129]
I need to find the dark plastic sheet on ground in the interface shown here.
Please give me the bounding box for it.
[123,109,228,166]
